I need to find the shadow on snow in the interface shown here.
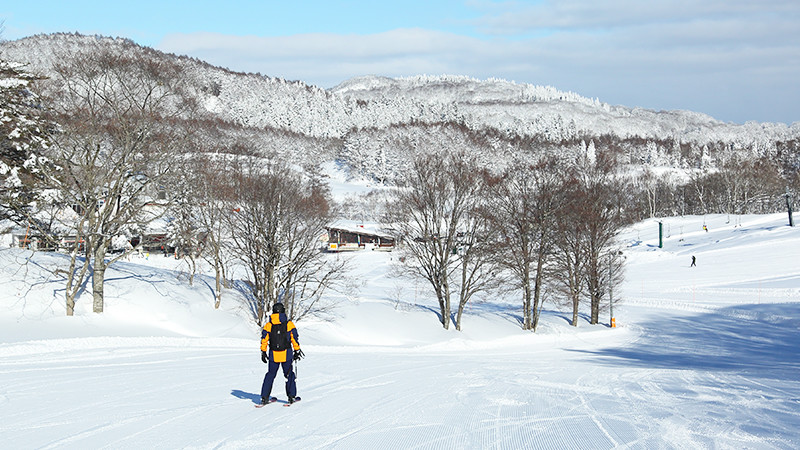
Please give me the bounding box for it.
[230,389,260,404]
[571,302,800,382]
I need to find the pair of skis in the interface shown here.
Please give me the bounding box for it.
[255,396,302,408]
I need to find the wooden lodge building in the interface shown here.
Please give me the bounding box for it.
[325,222,394,252]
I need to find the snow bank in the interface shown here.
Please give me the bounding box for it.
[1,212,799,448]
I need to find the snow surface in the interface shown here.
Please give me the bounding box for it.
[1,211,799,449]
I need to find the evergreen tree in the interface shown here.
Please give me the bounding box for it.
[0,57,50,223]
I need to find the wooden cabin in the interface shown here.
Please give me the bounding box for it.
[325,223,394,252]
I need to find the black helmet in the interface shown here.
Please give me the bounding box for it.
[272,302,285,314]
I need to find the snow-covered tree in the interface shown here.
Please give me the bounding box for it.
[0,56,50,223]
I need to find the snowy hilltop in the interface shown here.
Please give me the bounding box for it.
[2,33,799,185]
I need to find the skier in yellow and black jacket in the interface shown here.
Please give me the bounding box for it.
[259,302,303,405]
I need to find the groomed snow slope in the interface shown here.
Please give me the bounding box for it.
[1,213,799,449]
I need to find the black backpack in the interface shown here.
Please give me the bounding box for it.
[269,321,290,352]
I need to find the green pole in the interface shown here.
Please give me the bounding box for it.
[658,221,663,248]
[609,263,614,327]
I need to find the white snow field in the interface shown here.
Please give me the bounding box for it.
[1,212,799,449]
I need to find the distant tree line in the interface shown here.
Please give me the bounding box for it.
[627,155,794,220]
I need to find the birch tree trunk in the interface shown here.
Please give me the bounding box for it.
[92,243,108,313]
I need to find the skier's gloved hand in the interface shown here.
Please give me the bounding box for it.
[261,351,268,364]
[293,349,305,362]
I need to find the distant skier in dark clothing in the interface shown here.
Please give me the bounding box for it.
[691,255,696,267]
[259,302,304,405]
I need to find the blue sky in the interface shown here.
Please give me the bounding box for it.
[2,1,799,124]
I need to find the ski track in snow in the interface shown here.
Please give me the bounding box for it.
[5,321,797,449]
[1,213,800,448]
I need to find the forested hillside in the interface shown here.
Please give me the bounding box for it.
[3,33,799,188]
[2,32,798,224]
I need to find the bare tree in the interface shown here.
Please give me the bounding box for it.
[388,151,487,330]
[452,195,502,331]
[167,164,203,285]
[713,156,785,215]
[634,167,676,219]
[191,155,236,308]
[40,42,196,314]
[485,157,564,331]
[552,176,588,327]
[552,152,627,326]
[226,158,279,324]
[443,162,504,331]
[688,168,710,215]
[226,157,343,325]
[276,178,347,321]
[578,155,628,325]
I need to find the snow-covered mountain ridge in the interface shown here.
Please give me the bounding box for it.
[3,33,798,142]
[332,74,602,106]
[2,33,799,184]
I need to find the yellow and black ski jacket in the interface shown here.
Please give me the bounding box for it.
[260,312,300,363]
